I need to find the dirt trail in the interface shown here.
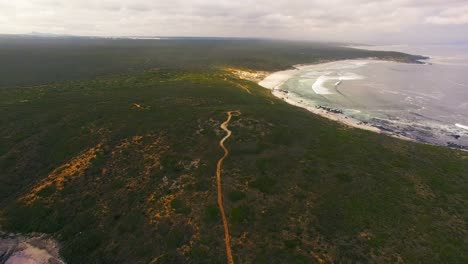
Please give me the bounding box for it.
[216,110,240,264]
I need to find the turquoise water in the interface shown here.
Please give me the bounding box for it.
[278,46,468,150]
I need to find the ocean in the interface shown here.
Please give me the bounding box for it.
[266,45,468,150]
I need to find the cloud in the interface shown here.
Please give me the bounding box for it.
[425,4,468,25]
[1,0,468,43]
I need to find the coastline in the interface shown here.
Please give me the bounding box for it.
[257,60,419,142]
[272,89,381,133]
[258,61,381,133]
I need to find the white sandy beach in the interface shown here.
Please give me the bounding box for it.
[258,61,382,133]
[257,57,468,150]
[256,58,468,149]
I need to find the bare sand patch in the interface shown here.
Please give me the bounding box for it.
[21,144,102,205]
[224,67,269,83]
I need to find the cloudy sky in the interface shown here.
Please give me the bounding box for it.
[1,0,468,44]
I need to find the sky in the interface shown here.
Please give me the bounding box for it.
[1,0,468,44]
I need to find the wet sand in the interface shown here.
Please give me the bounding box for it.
[259,62,381,133]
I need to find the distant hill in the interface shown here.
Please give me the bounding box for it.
[0,37,424,88]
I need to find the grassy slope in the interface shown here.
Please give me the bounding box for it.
[0,39,466,263]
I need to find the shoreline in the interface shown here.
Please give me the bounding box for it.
[272,89,381,133]
[257,60,419,142]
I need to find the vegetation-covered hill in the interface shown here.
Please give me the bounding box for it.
[0,36,424,88]
[0,38,466,263]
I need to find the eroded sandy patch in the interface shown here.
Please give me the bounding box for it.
[224,67,269,83]
[21,144,102,205]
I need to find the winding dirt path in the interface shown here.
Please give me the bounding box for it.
[216,110,240,264]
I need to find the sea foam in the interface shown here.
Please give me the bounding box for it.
[455,123,468,130]
[311,72,364,95]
